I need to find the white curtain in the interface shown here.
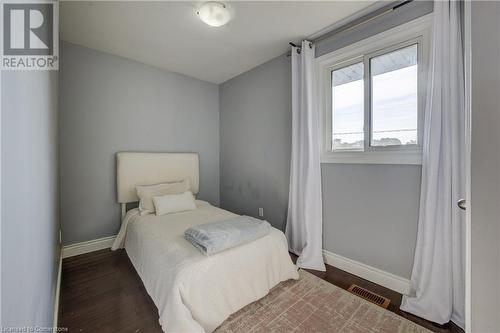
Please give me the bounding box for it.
[401,1,465,328]
[285,40,325,271]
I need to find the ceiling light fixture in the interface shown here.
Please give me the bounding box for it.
[197,2,231,27]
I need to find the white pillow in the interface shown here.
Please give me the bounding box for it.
[153,191,197,216]
[136,179,190,215]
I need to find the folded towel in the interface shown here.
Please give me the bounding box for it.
[184,216,271,255]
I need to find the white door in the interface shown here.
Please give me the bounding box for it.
[464,1,500,332]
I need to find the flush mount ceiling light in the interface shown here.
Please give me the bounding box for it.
[197,2,231,27]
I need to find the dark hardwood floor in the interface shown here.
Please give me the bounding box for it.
[60,249,162,332]
[60,249,464,333]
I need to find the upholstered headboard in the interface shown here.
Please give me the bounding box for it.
[116,152,199,205]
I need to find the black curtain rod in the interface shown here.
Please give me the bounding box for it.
[393,0,413,10]
[287,0,414,54]
[289,42,312,54]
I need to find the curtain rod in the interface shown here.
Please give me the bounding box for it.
[312,0,414,44]
[287,0,414,56]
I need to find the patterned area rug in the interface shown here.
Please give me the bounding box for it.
[216,269,432,333]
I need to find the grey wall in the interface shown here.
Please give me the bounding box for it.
[220,55,292,231]
[1,71,59,327]
[321,164,420,278]
[469,1,500,330]
[219,55,420,278]
[219,2,432,278]
[59,42,220,245]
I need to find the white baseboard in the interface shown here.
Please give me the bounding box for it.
[322,250,411,295]
[62,235,116,259]
[53,250,62,328]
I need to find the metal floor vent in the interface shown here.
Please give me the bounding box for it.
[347,284,390,309]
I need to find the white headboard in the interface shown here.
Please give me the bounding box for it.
[116,152,199,204]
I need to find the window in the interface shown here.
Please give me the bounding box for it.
[370,44,418,147]
[331,62,364,150]
[318,15,431,164]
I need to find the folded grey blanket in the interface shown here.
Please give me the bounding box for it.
[184,216,271,255]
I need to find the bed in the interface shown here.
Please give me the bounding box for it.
[111,152,299,333]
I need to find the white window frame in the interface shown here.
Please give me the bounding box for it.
[316,14,432,165]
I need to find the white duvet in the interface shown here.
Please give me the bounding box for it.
[112,200,299,333]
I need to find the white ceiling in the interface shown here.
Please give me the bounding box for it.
[60,1,376,84]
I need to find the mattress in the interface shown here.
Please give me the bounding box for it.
[112,200,299,332]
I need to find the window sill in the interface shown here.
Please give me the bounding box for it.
[321,150,422,165]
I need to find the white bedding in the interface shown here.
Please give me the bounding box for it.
[112,200,299,333]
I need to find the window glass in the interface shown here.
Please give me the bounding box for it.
[370,44,418,147]
[331,62,364,150]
